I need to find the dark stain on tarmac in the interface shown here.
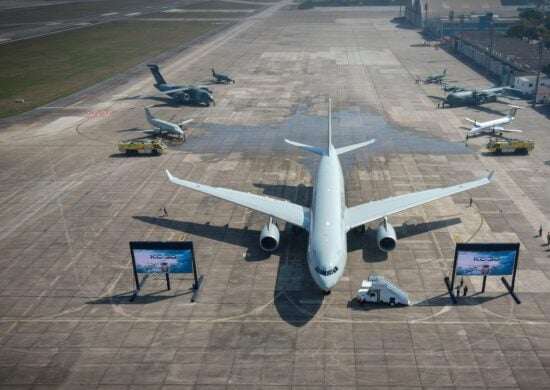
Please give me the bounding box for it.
[179,105,470,161]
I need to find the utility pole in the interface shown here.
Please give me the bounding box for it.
[532,40,544,107]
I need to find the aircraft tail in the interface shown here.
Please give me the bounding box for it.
[443,68,447,75]
[507,105,521,118]
[285,97,374,156]
[144,107,155,121]
[147,64,167,86]
[211,68,217,77]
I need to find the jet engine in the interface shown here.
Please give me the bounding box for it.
[259,217,280,252]
[377,218,396,252]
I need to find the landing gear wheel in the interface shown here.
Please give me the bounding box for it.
[291,225,301,234]
[323,290,331,296]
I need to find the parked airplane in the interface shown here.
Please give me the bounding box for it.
[423,68,447,84]
[147,64,215,106]
[465,105,523,137]
[211,68,235,84]
[166,98,493,293]
[444,86,519,107]
[144,107,192,138]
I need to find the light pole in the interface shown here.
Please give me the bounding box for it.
[532,40,544,108]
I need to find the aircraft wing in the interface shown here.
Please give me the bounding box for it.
[166,170,310,230]
[344,172,494,230]
[161,87,190,95]
[493,126,523,133]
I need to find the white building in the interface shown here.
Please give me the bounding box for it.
[514,74,550,104]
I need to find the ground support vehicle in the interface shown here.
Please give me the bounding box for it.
[357,275,410,306]
[486,138,534,154]
[118,140,167,155]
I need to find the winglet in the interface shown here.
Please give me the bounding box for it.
[487,170,495,182]
[166,169,175,182]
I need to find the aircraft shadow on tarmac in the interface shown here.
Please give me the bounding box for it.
[133,216,323,326]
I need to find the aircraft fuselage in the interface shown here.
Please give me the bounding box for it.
[307,145,347,292]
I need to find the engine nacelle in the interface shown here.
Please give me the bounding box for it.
[259,219,280,252]
[377,219,397,252]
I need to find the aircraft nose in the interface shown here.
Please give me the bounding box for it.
[315,275,337,292]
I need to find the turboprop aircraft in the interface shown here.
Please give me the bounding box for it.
[444,86,520,107]
[166,98,494,293]
[211,68,235,84]
[147,64,215,106]
[144,107,192,138]
[465,105,523,137]
[423,68,447,84]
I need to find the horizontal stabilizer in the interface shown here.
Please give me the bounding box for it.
[464,118,477,125]
[179,119,193,127]
[284,139,325,155]
[335,139,375,155]
[495,127,523,133]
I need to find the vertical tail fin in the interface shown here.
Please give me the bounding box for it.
[211,68,216,77]
[327,96,332,155]
[147,64,167,86]
[144,107,155,121]
[443,68,447,75]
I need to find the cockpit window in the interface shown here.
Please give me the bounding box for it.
[315,266,339,276]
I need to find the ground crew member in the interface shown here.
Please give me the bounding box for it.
[547,232,550,246]
[463,285,468,297]
[469,197,473,207]
[539,225,543,237]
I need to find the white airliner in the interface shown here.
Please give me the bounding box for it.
[465,105,523,137]
[166,98,494,293]
[144,107,193,138]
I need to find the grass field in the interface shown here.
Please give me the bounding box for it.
[185,1,264,10]
[0,0,181,24]
[0,20,225,119]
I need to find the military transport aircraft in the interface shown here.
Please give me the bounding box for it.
[143,107,192,139]
[423,68,447,84]
[444,86,519,107]
[147,64,215,106]
[211,68,235,84]
[465,105,523,137]
[166,98,493,294]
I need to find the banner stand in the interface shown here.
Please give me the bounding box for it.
[129,241,204,303]
[448,242,520,305]
[444,276,457,304]
[130,274,150,302]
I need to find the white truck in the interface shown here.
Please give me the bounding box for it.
[357,275,410,306]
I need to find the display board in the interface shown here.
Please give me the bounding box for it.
[132,248,193,274]
[446,243,521,304]
[455,246,518,276]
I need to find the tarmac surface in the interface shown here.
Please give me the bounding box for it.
[1,3,550,389]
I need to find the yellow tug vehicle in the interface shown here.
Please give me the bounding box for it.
[486,138,535,154]
[118,140,167,155]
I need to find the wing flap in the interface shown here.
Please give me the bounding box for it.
[345,172,494,230]
[166,170,310,230]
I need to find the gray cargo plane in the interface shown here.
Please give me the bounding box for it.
[444,86,520,107]
[166,98,493,293]
[144,107,192,138]
[147,64,215,106]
